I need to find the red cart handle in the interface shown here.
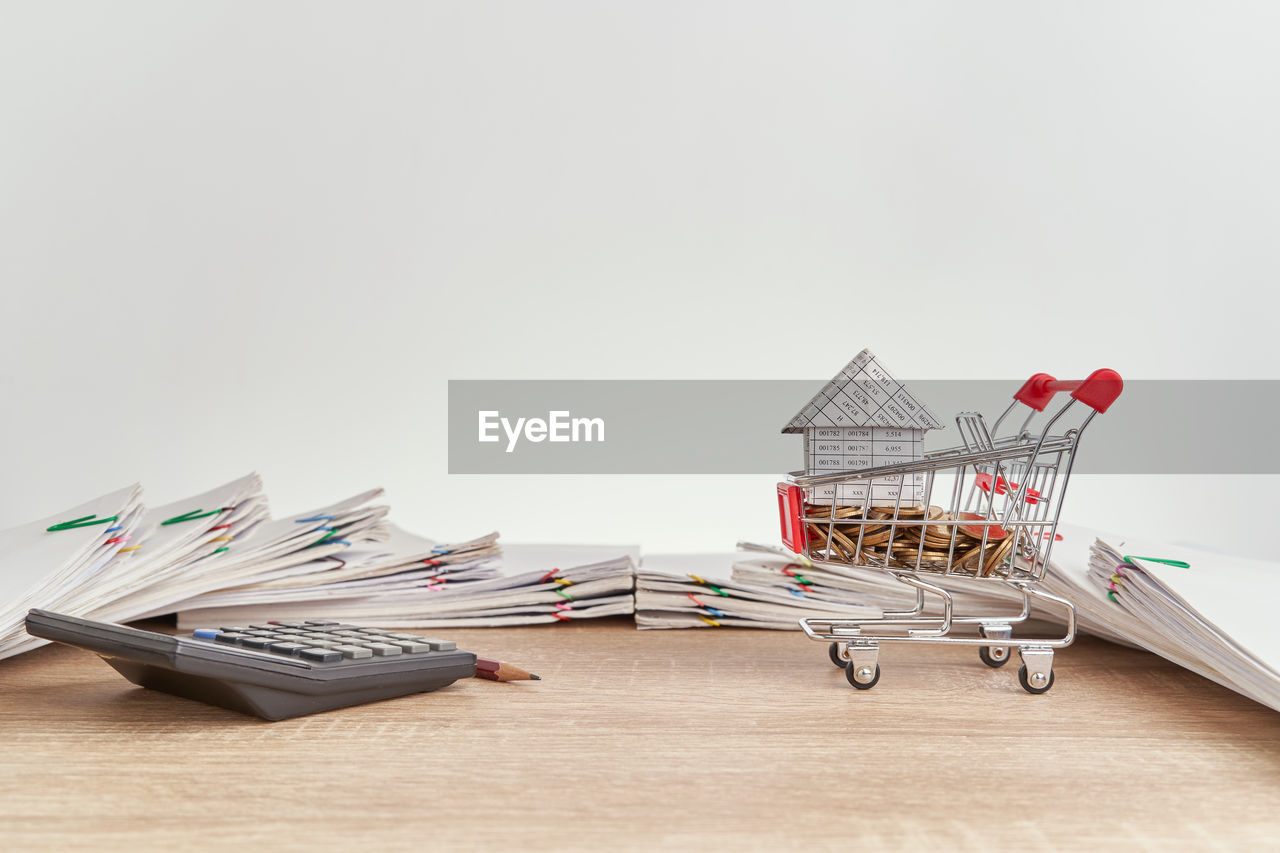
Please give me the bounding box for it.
[1013,369,1123,413]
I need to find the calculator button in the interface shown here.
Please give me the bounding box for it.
[334,645,374,659]
[266,642,307,654]
[215,632,249,644]
[424,640,457,651]
[298,648,343,663]
[220,626,252,633]
[356,628,391,634]
[192,629,219,640]
[272,621,306,628]
[388,641,432,654]
[250,624,279,630]
[238,637,275,650]
[366,644,403,656]
[304,640,342,648]
[385,633,421,640]
[304,620,339,626]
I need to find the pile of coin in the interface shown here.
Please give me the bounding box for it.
[802,504,1021,578]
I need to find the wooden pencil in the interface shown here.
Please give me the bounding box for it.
[474,657,541,681]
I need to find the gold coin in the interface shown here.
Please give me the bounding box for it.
[868,505,929,520]
[981,535,1016,577]
[956,511,1009,542]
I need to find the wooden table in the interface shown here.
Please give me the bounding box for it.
[1,618,1277,850]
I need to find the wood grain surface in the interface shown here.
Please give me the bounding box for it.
[1,618,1277,850]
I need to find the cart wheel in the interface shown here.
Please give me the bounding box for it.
[845,661,881,690]
[979,645,1010,668]
[828,642,846,668]
[1018,663,1055,695]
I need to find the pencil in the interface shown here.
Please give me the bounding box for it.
[474,657,541,681]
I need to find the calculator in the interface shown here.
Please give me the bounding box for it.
[25,609,477,721]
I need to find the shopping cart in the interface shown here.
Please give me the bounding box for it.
[776,369,1123,694]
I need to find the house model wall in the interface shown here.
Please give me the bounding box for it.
[782,349,943,507]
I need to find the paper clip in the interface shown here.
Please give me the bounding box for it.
[554,602,573,611]
[212,547,229,555]
[118,545,141,552]
[1123,554,1191,569]
[782,568,813,592]
[699,615,721,627]
[104,535,131,545]
[554,588,574,601]
[46,514,118,532]
[789,589,807,599]
[295,515,333,523]
[687,575,730,597]
[552,612,571,621]
[161,508,225,526]
[554,578,574,587]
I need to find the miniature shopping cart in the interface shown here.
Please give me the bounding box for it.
[776,369,1123,694]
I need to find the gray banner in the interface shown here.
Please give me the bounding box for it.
[448,380,1280,475]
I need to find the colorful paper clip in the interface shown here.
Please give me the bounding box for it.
[687,575,730,597]
[46,514,118,532]
[161,508,225,526]
[1123,554,1191,569]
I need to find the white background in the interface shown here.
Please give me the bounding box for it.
[3,2,1277,556]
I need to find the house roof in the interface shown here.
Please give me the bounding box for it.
[782,348,944,434]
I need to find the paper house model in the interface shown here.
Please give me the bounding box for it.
[783,349,943,507]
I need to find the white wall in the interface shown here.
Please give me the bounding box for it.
[3,3,1277,555]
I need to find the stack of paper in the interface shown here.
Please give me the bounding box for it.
[0,485,146,659]
[636,545,1022,630]
[0,475,391,660]
[1040,524,1280,712]
[175,542,639,629]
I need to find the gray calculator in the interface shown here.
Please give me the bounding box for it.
[25,609,476,721]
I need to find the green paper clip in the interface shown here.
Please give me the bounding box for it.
[1123,554,1191,569]
[554,588,574,601]
[47,514,118,532]
[161,508,224,526]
